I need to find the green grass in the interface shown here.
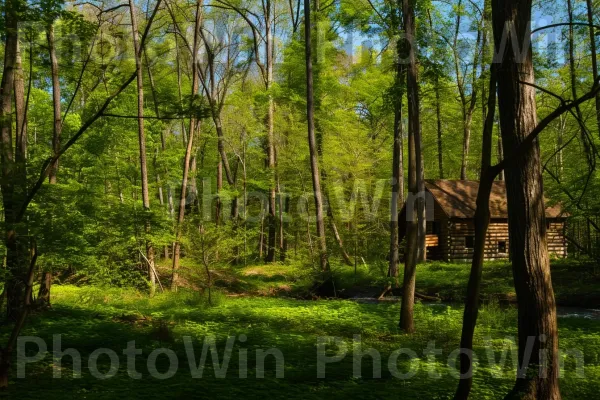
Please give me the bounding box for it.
[409,260,600,307]
[2,285,600,399]
[214,259,600,308]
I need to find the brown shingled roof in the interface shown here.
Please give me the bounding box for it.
[424,180,565,219]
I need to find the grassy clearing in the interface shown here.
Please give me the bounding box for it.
[216,260,600,307]
[2,285,599,399]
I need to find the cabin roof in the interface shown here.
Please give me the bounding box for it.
[424,179,565,219]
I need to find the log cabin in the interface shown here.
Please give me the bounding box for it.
[399,179,568,262]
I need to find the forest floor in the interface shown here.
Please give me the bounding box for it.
[3,261,600,399]
[213,259,600,308]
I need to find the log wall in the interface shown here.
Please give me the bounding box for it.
[547,220,567,258]
[425,199,449,260]
[445,219,567,262]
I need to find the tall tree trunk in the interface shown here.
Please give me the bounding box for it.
[454,0,468,180]
[129,0,155,294]
[492,1,561,398]
[14,41,26,164]
[265,0,277,263]
[175,33,188,146]
[279,190,289,262]
[556,117,565,180]
[47,24,61,183]
[455,5,496,394]
[171,14,182,264]
[455,0,481,181]
[586,0,600,136]
[154,148,164,206]
[498,129,505,180]
[172,0,202,291]
[454,63,497,400]
[305,0,328,272]
[144,50,166,150]
[400,0,424,332]
[259,215,265,259]
[426,11,443,179]
[460,115,472,180]
[147,51,169,253]
[1,0,28,321]
[189,155,198,211]
[39,23,61,306]
[216,159,223,225]
[568,0,586,135]
[0,239,37,388]
[308,0,349,267]
[12,56,31,316]
[389,60,405,286]
[435,77,444,179]
[200,35,235,188]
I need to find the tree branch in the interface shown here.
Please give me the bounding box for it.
[18,0,163,221]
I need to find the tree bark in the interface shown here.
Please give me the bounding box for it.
[36,272,52,308]
[492,1,561,398]
[198,31,235,188]
[265,0,278,263]
[14,40,27,164]
[586,0,600,136]
[497,130,505,180]
[435,77,444,179]
[144,50,166,150]
[454,0,481,181]
[454,64,497,400]
[426,10,442,179]
[189,155,199,211]
[400,0,424,332]
[47,24,61,183]
[567,0,587,146]
[172,0,201,291]
[129,0,155,294]
[0,239,37,388]
[460,113,473,180]
[1,0,29,321]
[280,191,289,261]
[305,0,329,272]
[216,159,223,225]
[389,60,405,286]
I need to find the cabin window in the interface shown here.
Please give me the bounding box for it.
[498,241,507,254]
[465,235,475,249]
[431,221,441,235]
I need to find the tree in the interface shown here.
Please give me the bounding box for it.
[213,0,280,262]
[585,0,600,136]
[172,0,202,291]
[399,0,424,333]
[42,17,61,306]
[492,0,560,397]
[451,0,482,180]
[388,61,405,289]
[304,0,329,273]
[1,0,28,323]
[128,0,156,294]
[387,0,406,291]
[47,23,61,184]
[454,63,497,400]
[264,0,277,263]
[0,0,163,385]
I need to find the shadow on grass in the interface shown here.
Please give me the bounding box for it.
[2,286,599,399]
